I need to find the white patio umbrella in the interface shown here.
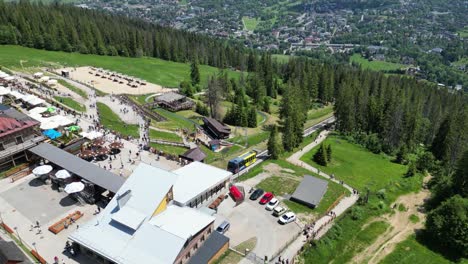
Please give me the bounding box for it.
[29,107,48,115]
[80,131,103,140]
[40,119,60,130]
[55,169,71,179]
[32,165,53,176]
[64,182,85,194]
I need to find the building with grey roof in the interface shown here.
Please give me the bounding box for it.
[154,92,195,111]
[290,175,329,208]
[0,240,33,264]
[187,231,229,264]
[69,162,232,264]
[29,143,125,193]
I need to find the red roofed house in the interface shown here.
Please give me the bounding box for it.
[0,104,45,172]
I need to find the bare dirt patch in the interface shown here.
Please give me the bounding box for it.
[59,66,170,95]
[351,188,430,264]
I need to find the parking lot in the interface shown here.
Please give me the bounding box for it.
[215,188,301,259]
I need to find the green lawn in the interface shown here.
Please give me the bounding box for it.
[0,45,241,87]
[381,235,462,264]
[129,94,151,105]
[153,108,198,131]
[58,79,88,99]
[256,176,300,196]
[97,102,139,137]
[457,27,468,38]
[149,129,183,143]
[272,54,292,63]
[242,17,260,31]
[301,134,408,191]
[149,142,187,156]
[305,104,334,127]
[350,54,405,72]
[54,96,86,112]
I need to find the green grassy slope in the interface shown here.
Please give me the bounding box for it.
[350,54,406,72]
[0,45,240,87]
[301,134,407,191]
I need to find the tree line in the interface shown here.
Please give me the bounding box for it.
[0,0,247,69]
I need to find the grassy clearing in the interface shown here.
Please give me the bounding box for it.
[149,142,187,156]
[242,17,260,31]
[457,27,468,38]
[350,54,405,72]
[256,176,300,196]
[300,134,408,191]
[409,214,420,223]
[215,249,243,264]
[54,96,86,112]
[129,94,151,105]
[153,108,197,131]
[305,104,334,127]
[58,79,88,99]
[0,45,240,87]
[234,237,257,253]
[149,129,183,143]
[381,235,459,264]
[97,102,139,137]
[272,54,292,63]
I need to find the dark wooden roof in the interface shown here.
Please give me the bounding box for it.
[203,117,230,134]
[179,147,207,162]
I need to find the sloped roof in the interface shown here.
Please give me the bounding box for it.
[156,92,186,103]
[203,117,231,133]
[0,241,33,264]
[187,232,229,264]
[179,147,207,162]
[0,117,38,138]
[172,162,232,205]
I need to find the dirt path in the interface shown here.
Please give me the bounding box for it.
[351,186,430,264]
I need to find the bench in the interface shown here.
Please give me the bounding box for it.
[48,211,84,234]
[5,164,28,177]
[10,170,31,183]
[31,250,46,264]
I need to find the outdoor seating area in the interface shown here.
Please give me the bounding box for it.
[48,211,84,234]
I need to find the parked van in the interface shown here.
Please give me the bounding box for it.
[216,221,230,234]
[273,206,286,217]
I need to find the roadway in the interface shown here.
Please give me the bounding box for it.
[233,116,335,180]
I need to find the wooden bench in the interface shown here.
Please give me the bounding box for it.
[31,250,46,264]
[48,211,84,234]
[10,169,31,183]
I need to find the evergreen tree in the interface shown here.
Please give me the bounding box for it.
[313,144,328,166]
[190,59,200,86]
[395,145,408,164]
[195,101,209,116]
[326,144,332,162]
[267,125,281,159]
[426,195,468,257]
[247,107,257,128]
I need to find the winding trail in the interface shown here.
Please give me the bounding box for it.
[351,180,430,264]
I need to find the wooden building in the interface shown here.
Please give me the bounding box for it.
[203,117,231,139]
[154,92,195,112]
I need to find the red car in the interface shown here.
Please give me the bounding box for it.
[259,192,274,205]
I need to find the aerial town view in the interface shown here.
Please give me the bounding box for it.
[0,0,466,264]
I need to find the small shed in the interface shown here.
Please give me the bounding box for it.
[179,147,207,163]
[208,139,221,151]
[61,70,70,78]
[290,175,328,208]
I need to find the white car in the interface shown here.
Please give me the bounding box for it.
[265,198,279,210]
[278,212,296,225]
